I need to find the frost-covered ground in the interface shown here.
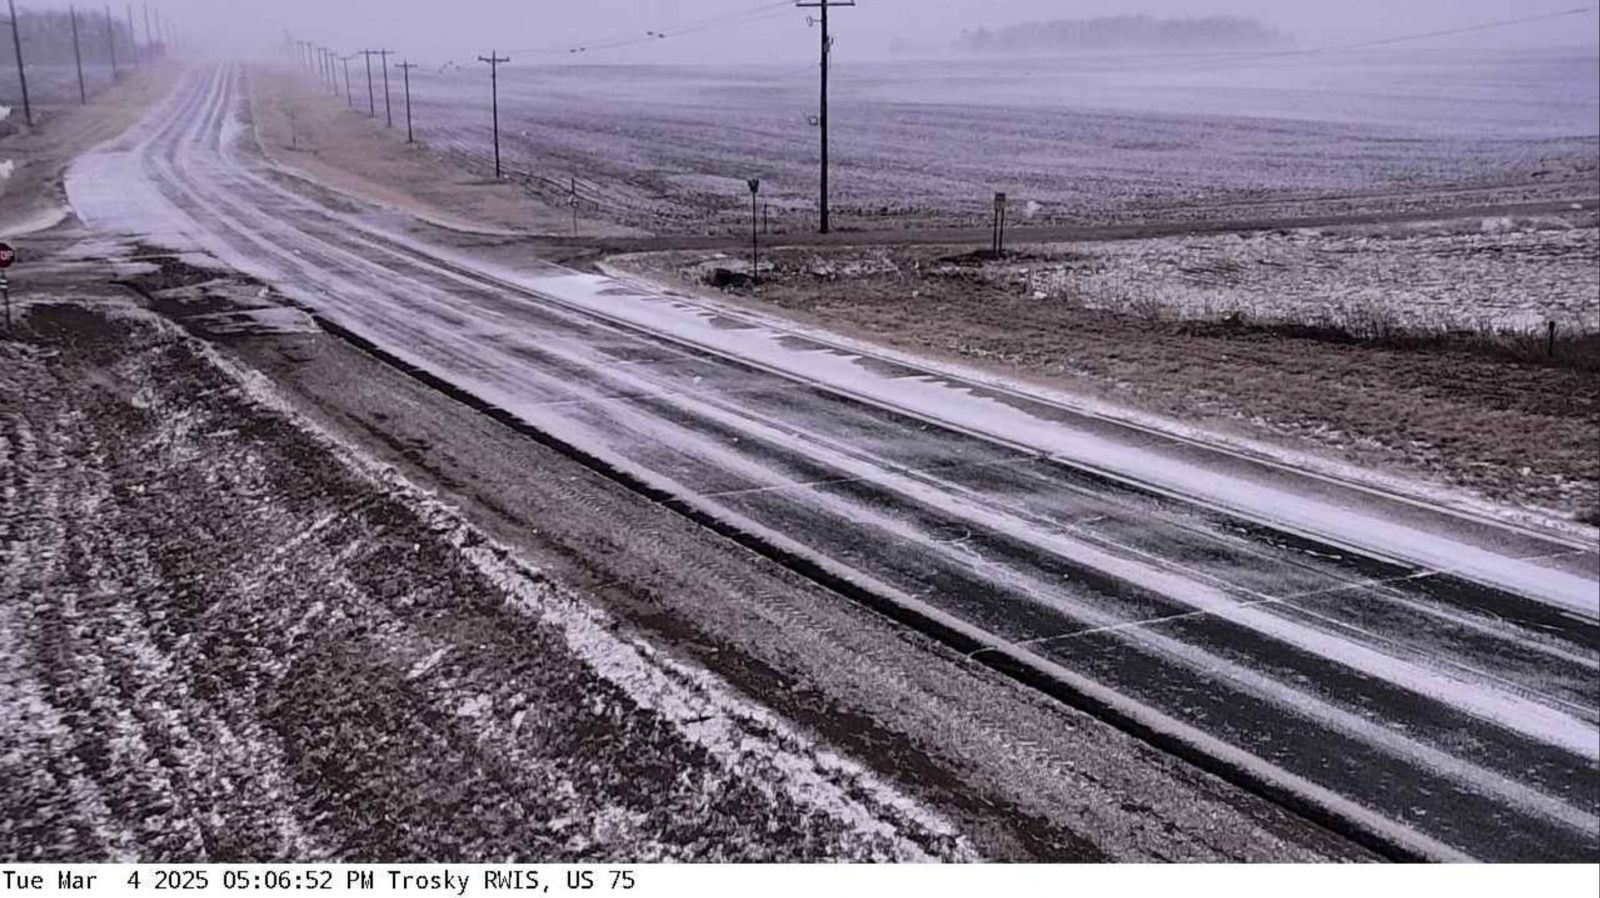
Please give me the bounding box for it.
[0,303,971,862]
[391,48,1599,233]
[975,216,1599,332]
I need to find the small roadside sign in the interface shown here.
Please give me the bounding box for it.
[0,242,16,269]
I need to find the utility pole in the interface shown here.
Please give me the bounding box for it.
[6,0,31,127]
[396,60,417,143]
[105,7,119,80]
[70,6,86,104]
[376,48,393,128]
[360,50,377,117]
[795,0,852,234]
[477,51,509,178]
[341,53,354,109]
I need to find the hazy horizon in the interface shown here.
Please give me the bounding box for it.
[8,0,1599,66]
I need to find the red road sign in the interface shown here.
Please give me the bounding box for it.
[0,243,15,269]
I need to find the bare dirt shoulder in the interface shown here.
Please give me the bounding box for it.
[244,66,640,239]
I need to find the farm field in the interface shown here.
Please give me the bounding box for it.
[380,48,1600,233]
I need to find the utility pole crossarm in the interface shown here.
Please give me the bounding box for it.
[794,0,854,234]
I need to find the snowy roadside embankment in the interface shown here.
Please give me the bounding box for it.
[0,304,973,862]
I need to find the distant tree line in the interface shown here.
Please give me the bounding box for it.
[956,15,1287,54]
[8,9,142,67]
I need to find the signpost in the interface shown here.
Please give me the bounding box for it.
[0,241,15,330]
[747,179,761,287]
[992,192,1009,258]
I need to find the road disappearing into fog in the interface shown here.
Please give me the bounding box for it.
[68,65,1600,862]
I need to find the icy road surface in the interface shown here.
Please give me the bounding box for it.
[67,66,1600,861]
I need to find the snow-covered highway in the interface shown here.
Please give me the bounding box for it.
[66,65,1600,862]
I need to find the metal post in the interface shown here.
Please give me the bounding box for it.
[341,54,353,109]
[477,52,510,179]
[991,193,999,256]
[7,0,31,126]
[748,179,761,286]
[396,61,416,142]
[1000,194,1008,256]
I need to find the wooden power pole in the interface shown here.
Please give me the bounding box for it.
[359,49,379,117]
[477,51,509,179]
[396,60,417,143]
[341,53,355,110]
[69,6,86,104]
[104,6,118,80]
[374,48,394,128]
[125,5,137,65]
[6,0,30,126]
[795,0,853,234]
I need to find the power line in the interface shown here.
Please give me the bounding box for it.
[503,0,794,57]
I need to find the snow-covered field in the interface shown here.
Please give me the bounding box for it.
[1024,217,1599,331]
[390,48,1599,232]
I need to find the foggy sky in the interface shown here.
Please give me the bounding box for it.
[14,0,1599,64]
